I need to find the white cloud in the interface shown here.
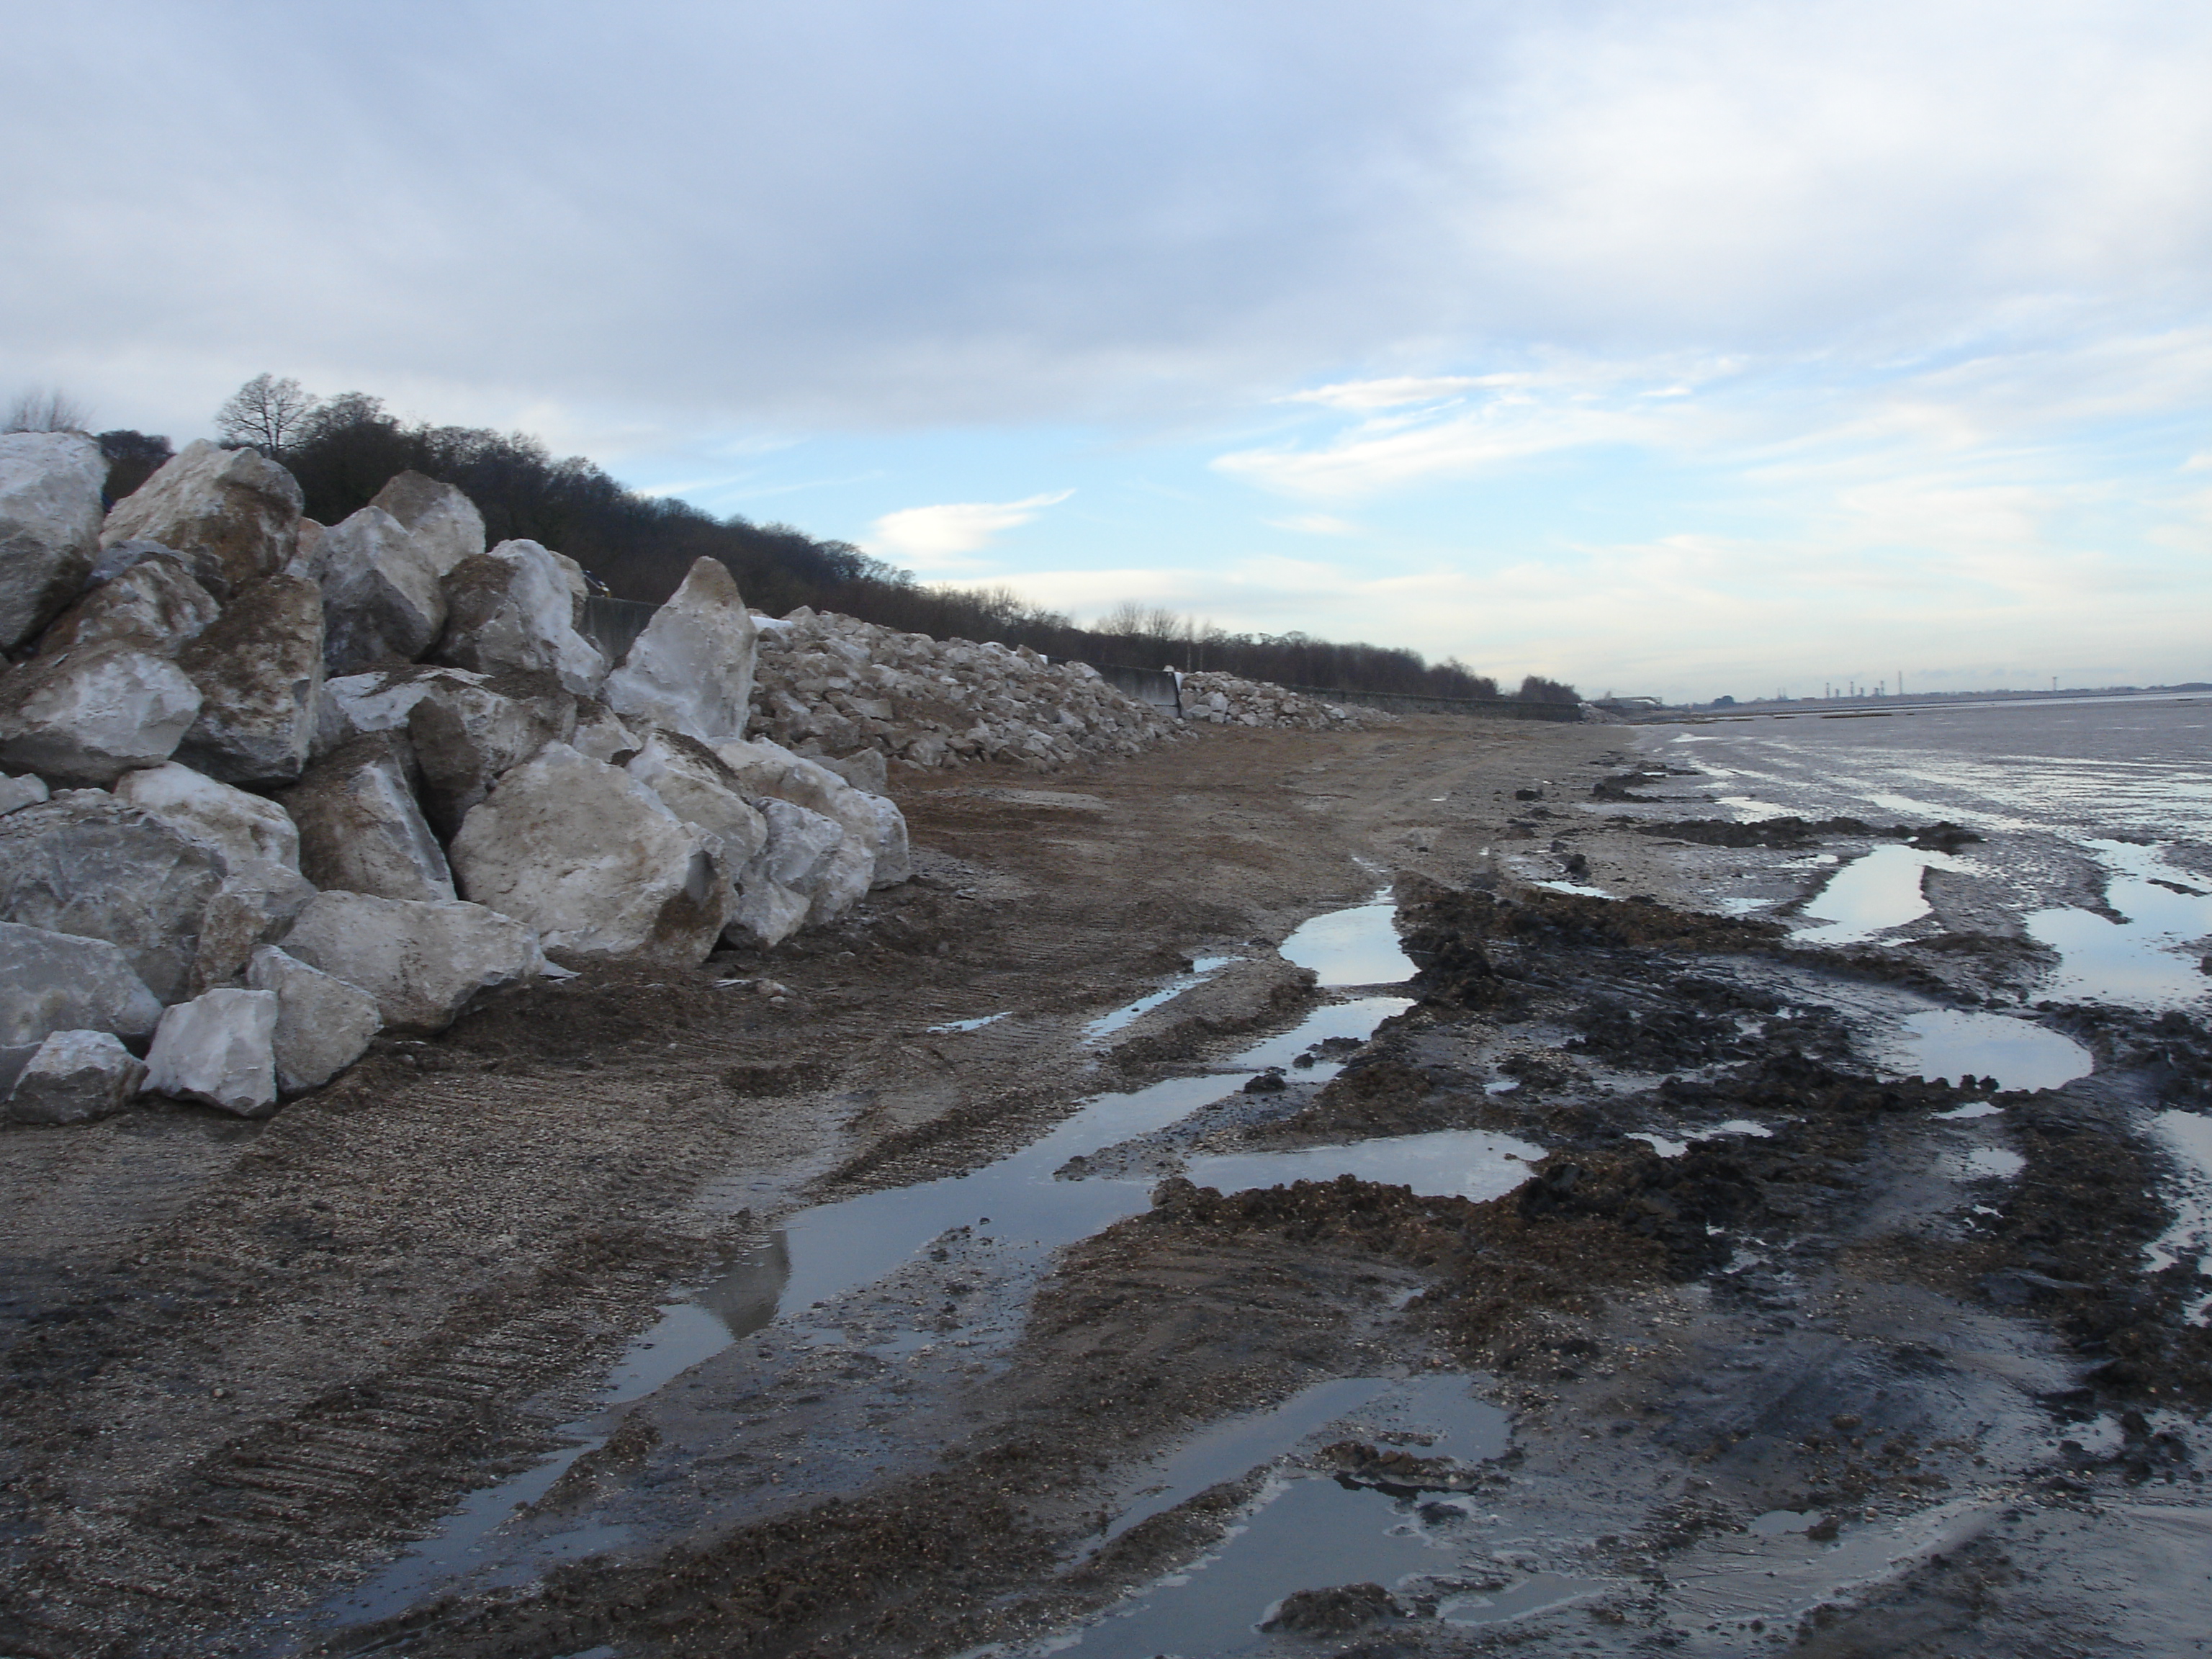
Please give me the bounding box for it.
[1281,377,1481,410]
[1216,384,1668,498]
[865,490,1074,565]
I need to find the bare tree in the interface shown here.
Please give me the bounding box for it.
[215,374,319,456]
[4,387,92,433]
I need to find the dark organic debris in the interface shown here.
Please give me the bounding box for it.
[1262,1580,1408,1634]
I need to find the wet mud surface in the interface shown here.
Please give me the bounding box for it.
[4,714,2211,1658]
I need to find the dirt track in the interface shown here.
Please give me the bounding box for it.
[4,716,2208,1658]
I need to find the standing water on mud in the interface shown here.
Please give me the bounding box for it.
[325,894,1497,1630]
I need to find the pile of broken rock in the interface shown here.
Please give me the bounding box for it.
[1177,670,1386,730]
[0,433,911,1127]
[748,607,1180,770]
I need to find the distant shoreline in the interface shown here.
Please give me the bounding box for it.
[1628,684,2211,722]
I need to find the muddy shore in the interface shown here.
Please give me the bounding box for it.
[3,716,2208,1658]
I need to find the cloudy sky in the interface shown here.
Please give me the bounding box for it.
[6,1,2209,699]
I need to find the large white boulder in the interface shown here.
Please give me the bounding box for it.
[602,557,757,743]
[743,796,845,899]
[0,431,107,652]
[0,642,202,786]
[311,505,447,674]
[279,891,544,1035]
[110,764,319,989]
[99,440,303,601]
[449,741,739,962]
[804,840,875,925]
[0,922,163,1092]
[143,987,278,1116]
[37,553,219,658]
[369,471,485,576]
[279,734,454,902]
[626,730,768,864]
[246,945,382,1094]
[435,539,608,696]
[405,671,575,837]
[716,735,909,889]
[114,761,301,874]
[0,795,226,1002]
[172,572,325,783]
[6,1029,148,1125]
[727,876,811,948]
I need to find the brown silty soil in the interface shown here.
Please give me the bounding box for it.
[2,716,2207,1658]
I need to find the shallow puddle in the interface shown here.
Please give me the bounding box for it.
[2146,1109,2212,1323]
[1092,1372,1511,1552]
[1791,844,1970,944]
[1877,1008,2092,1092]
[930,1012,1011,1033]
[1062,1472,1599,1658]
[2026,840,2212,1010]
[1946,1146,2027,1181]
[333,900,1437,1627]
[1186,1129,1542,1203]
[1085,956,1238,1039]
[1277,897,1416,986]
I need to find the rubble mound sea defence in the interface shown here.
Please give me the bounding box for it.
[0,433,1385,1124]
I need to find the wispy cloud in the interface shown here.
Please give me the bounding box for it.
[1280,377,1482,411]
[865,489,1074,566]
[1264,512,1365,536]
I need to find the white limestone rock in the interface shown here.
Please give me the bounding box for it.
[435,539,608,696]
[602,557,757,743]
[0,795,226,1002]
[6,1029,148,1125]
[314,665,487,756]
[0,642,202,786]
[449,742,739,963]
[279,734,454,903]
[854,790,913,889]
[817,747,889,794]
[191,866,320,995]
[172,572,325,784]
[114,762,301,874]
[143,987,278,1116]
[0,922,163,1092]
[568,701,639,763]
[37,553,218,658]
[311,505,447,674]
[405,672,575,837]
[99,440,303,601]
[626,730,768,864]
[369,471,485,576]
[716,736,909,891]
[727,876,811,948]
[0,431,107,651]
[805,840,876,925]
[279,891,544,1035]
[743,796,845,898]
[0,772,48,815]
[117,765,318,993]
[246,945,382,1094]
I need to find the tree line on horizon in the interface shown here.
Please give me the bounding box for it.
[20,376,1578,705]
